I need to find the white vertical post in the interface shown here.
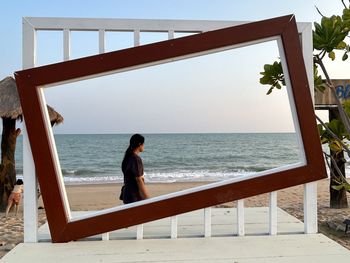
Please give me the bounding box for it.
[299,24,317,234]
[63,29,70,61]
[168,30,174,40]
[269,191,277,235]
[136,224,144,240]
[304,182,318,233]
[99,29,105,54]
[102,232,109,241]
[204,208,211,237]
[171,216,178,239]
[23,125,38,243]
[22,17,38,243]
[299,24,314,103]
[237,199,245,236]
[134,29,140,47]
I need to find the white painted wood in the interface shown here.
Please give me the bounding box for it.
[24,16,311,34]
[269,191,277,235]
[101,232,109,241]
[22,17,316,241]
[23,17,245,32]
[304,182,318,233]
[237,199,245,236]
[22,125,38,243]
[136,224,143,240]
[7,234,350,263]
[277,37,306,167]
[37,88,72,220]
[299,23,314,103]
[22,17,36,68]
[7,233,350,262]
[63,29,70,61]
[170,216,178,239]
[204,208,211,237]
[168,30,174,39]
[99,29,105,54]
[22,17,38,243]
[38,208,305,241]
[298,24,317,234]
[134,29,140,46]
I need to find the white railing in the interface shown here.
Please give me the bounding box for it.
[22,17,316,242]
[100,195,274,240]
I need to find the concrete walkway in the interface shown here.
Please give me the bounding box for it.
[2,208,350,262]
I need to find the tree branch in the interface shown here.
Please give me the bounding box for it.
[342,0,347,9]
[315,114,350,157]
[324,152,350,193]
[315,5,325,17]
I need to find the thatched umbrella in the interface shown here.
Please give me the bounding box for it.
[0,76,64,124]
[0,76,64,209]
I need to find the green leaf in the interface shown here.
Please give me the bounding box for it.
[329,140,343,153]
[266,87,273,95]
[259,61,284,95]
[336,41,347,49]
[328,51,336,60]
[331,182,350,191]
[342,100,350,116]
[328,119,346,137]
[342,52,349,61]
[343,7,350,26]
[331,184,344,191]
[313,15,348,55]
[317,124,325,136]
[314,65,327,92]
[344,183,350,191]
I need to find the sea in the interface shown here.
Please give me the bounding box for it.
[13,133,329,185]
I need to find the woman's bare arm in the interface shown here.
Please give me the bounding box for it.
[136,176,150,199]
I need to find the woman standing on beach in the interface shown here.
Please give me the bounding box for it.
[121,134,150,204]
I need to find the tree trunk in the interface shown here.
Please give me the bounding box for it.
[330,149,349,208]
[0,117,20,210]
[329,108,348,208]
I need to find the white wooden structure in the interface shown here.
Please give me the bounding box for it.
[5,207,350,262]
[21,17,316,243]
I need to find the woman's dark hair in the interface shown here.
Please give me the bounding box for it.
[122,134,145,171]
[16,179,23,185]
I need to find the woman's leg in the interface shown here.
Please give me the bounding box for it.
[15,204,19,217]
[5,200,13,218]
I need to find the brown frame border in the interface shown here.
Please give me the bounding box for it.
[15,15,326,242]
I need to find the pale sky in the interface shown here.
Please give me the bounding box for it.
[0,0,348,134]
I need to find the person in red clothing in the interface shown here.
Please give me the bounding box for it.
[121,134,150,204]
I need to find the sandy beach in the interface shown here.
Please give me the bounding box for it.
[1,178,350,258]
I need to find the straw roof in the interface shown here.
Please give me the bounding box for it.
[0,76,63,125]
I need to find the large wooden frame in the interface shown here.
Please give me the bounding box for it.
[15,15,326,243]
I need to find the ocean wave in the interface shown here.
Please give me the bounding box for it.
[61,168,109,176]
[14,157,350,185]
[63,175,122,185]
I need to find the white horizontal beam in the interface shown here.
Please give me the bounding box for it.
[23,17,245,32]
[23,17,311,34]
